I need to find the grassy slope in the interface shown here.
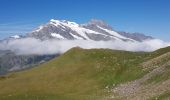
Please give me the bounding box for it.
[0,47,169,100]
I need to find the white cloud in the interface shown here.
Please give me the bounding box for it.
[0,38,170,55]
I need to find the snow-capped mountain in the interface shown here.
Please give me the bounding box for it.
[0,19,161,75]
[1,35,26,44]
[10,35,21,39]
[27,19,153,42]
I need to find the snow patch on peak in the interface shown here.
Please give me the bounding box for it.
[97,26,135,41]
[50,19,60,22]
[50,19,60,23]
[10,35,20,39]
[34,25,44,32]
[65,21,79,27]
[49,19,61,26]
[50,19,79,27]
[51,33,65,39]
[70,32,84,40]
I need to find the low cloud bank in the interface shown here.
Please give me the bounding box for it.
[0,38,170,55]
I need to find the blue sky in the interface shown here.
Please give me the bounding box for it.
[0,0,170,41]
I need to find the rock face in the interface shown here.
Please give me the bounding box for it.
[27,19,153,42]
[0,50,57,75]
[118,32,154,42]
[82,19,113,31]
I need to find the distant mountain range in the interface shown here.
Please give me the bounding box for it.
[0,50,57,75]
[7,19,153,42]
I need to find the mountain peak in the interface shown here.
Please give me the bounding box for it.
[88,19,107,25]
[49,19,79,27]
[26,19,153,42]
[84,19,113,30]
[50,19,60,23]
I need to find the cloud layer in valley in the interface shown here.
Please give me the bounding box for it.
[0,38,170,55]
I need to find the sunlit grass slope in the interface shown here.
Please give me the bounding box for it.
[0,47,169,100]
